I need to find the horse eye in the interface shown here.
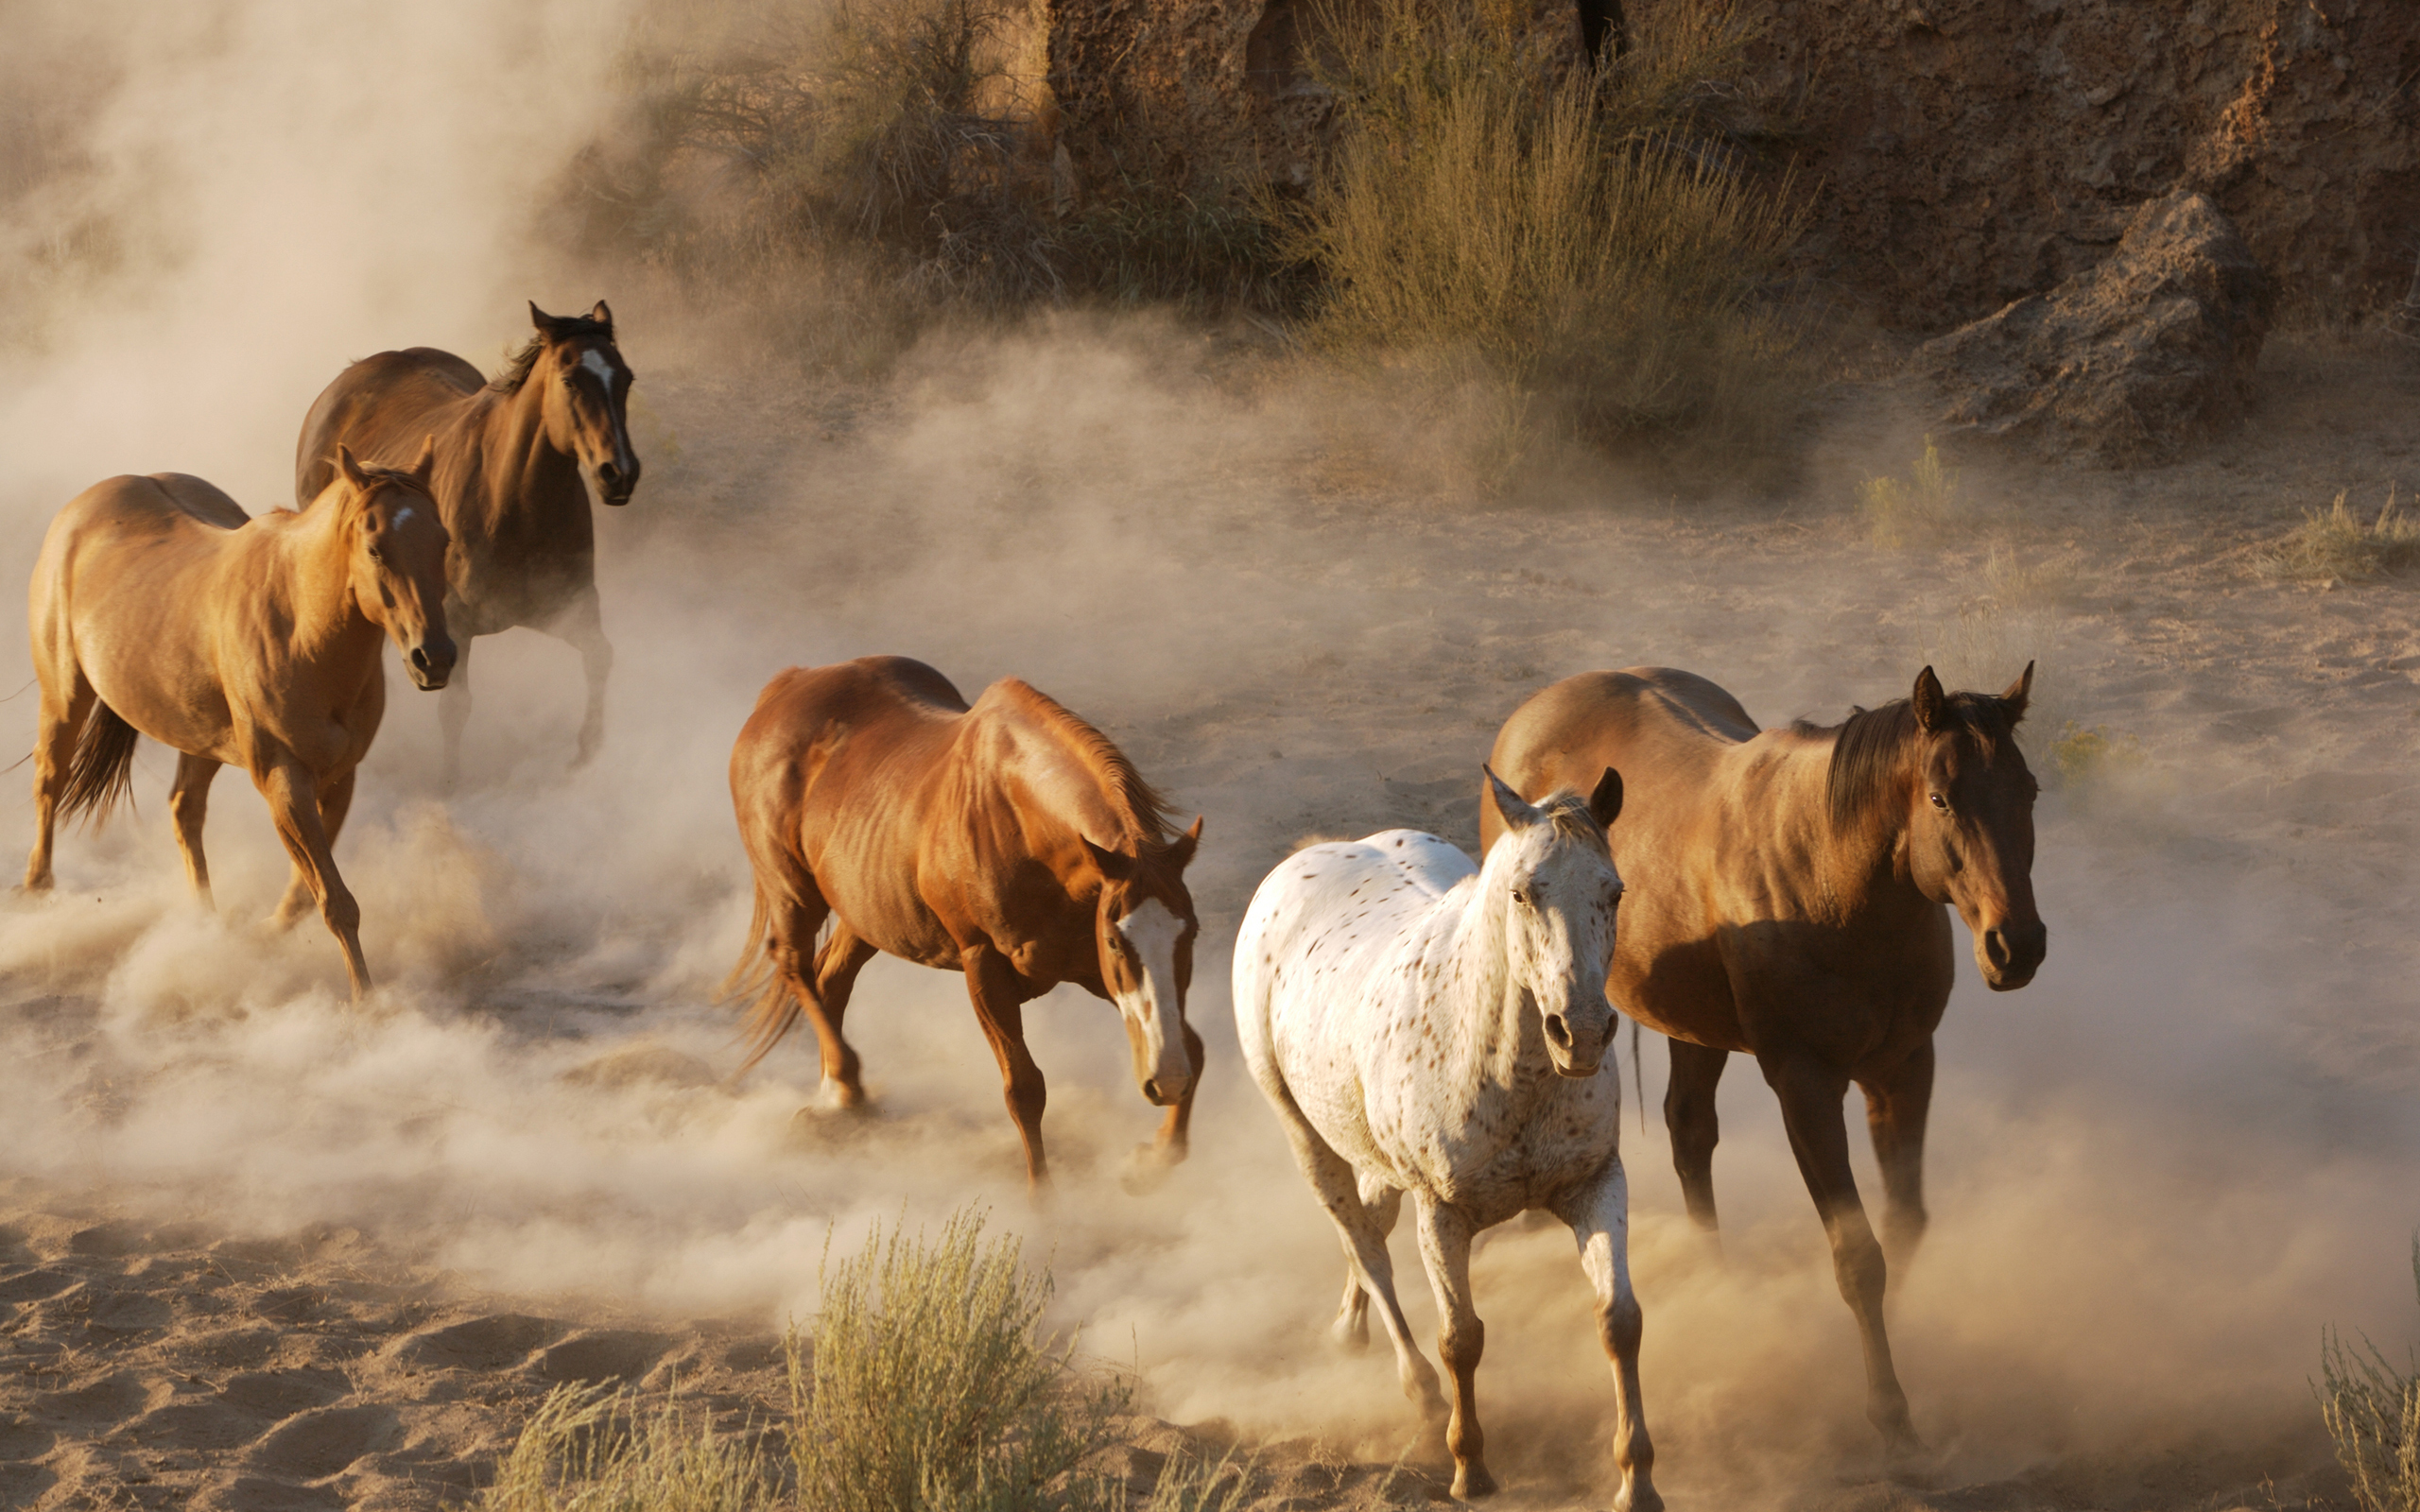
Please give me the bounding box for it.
[1928,793,1948,811]
[1511,889,1530,907]
[366,544,385,563]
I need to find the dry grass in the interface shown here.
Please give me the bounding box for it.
[477,1382,782,1512]
[1860,437,1962,547]
[2046,722,2146,793]
[2319,1236,2420,1512]
[2260,488,2420,583]
[1275,0,1805,480]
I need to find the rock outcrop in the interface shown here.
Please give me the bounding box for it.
[1918,191,2273,468]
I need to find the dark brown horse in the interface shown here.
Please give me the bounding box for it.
[1484,664,2046,1458]
[294,301,639,786]
[23,448,455,997]
[724,656,1206,1190]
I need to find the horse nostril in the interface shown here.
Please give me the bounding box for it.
[1984,930,2015,971]
[409,648,429,672]
[1143,1078,1164,1102]
[1545,1015,1573,1049]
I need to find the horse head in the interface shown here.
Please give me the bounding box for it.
[1082,816,1204,1108]
[528,300,641,507]
[1903,662,2047,989]
[1483,765,1626,1078]
[334,440,456,691]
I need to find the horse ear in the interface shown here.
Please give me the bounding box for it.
[1483,765,1541,832]
[588,300,613,329]
[1586,767,1623,830]
[529,300,559,335]
[2000,661,2035,723]
[1082,836,1135,882]
[409,434,438,484]
[1911,665,1948,732]
[1163,816,1203,870]
[334,442,369,491]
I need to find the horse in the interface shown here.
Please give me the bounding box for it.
[1234,768,1658,1510]
[1483,663,2046,1458]
[22,445,456,999]
[723,656,1206,1190]
[293,301,639,787]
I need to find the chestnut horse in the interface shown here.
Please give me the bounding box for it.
[1484,664,2046,1458]
[23,447,456,997]
[294,301,638,786]
[724,656,1206,1189]
[1236,770,1657,1509]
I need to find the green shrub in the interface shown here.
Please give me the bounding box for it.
[2262,489,2420,583]
[1277,0,1804,473]
[2320,1236,2420,1512]
[1859,437,1961,547]
[789,1209,1130,1512]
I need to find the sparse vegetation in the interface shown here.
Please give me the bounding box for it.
[1860,437,1962,547]
[2318,1235,2420,1512]
[1980,544,2077,610]
[477,1209,1144,1512]
[2260,488,2420,583]
[2047,721,2146,792]
[1278,0,1805,476]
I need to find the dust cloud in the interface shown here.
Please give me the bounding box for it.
[0,2,2415,1507]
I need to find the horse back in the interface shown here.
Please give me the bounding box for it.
[294,347,482,507]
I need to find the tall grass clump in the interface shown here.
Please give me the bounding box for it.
[1859,437,1962,547]
[789,1209,1130,1512]
[2261,488,2420,583]
[1278,0,1804,477]
[2319,1235,2420,1512]
[478,1382,783,1512]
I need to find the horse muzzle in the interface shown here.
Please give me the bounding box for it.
[406,638,458,692]
[1978,917,2047,990]
[594,458,639,507]
[1139,1068,1192,1107]
[1543,1010,1609,1078]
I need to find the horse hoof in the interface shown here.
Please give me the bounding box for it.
[1452,1463,1497,1500]
[1613,1480,1664,1512]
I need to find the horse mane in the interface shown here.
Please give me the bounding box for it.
[488,314,614,393]
[997,679,1179,850]
[1797,693,2016,835]
[1532,791,1614,855]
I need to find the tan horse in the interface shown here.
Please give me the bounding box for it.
[724,656,1206,1189]
[23,447,456,998]
[294,301,638,786]
[1484,664,2046,1459]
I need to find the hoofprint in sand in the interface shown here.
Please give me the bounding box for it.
[0,327,2414,1510]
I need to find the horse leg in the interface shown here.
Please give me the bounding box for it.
[555,585,612,771]
[1556,1161,1662,1512]
[23,677,94,892]
[805,924,878,1110]
[272,766,356,930]
[1859,1039,1935,1276]
[1664,1038,1728,1244]
[168,754,222,910]
[1413,1194,1495,1498]
[1333,1169,1401,1351]
[259,763,371,999]
[1125,1020,1207,1192]
[1762,1046,1921,1457]
[438,635,475,793]
[963,944,1050,1189]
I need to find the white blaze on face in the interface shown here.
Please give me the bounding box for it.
[579,349,615,388]
[392,506,413,525]
[1114,897,1190,1095]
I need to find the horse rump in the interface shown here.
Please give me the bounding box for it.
[58,702,140,830]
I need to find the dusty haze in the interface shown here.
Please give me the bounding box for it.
[1,2,2415,1507]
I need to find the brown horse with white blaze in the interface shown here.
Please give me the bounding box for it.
[294,301,638,786]
[22,447,455,997]
[725,656,1206,1189]
[1484,663,2046,1459]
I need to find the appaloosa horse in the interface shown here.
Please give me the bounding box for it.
[294,301,638,785]
[23,447,455,997]
[723,656,1206,1189]
[1485,664,2046,1457]
[1236,769,1658,1510]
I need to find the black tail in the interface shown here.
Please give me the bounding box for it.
[58,702,139,830]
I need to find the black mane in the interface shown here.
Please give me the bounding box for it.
[488,314,614,393]
[1796,692,2018,834]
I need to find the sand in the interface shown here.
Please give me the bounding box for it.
[1,321,2415,1510]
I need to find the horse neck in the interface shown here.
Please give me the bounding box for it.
[1434,852,1550,1091]
[1803,732,1928,922]
[268,504,381,663]
[471,381,583,524]
[996,699,1155,858]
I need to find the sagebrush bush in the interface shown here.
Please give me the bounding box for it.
[2261,489,2420,582]
[1859,437,1961,547]
[2319,1236,2420,1512]
[1278,0,1804,473]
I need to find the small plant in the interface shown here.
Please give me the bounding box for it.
[1981,544,2075,610]
[1859,437,1960,547]
[1115,1450,1259,1512]
[2262,488,2420,583]
[2318,1234,2420,1512]
[2047,721,2145,792]
[789,1209,1130,1512]
[477,1380,782,1511]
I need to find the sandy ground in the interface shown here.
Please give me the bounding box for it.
[1,320,2415,1511]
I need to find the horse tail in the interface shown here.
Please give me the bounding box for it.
[1632,1016,1645,1136]
[720,881,804,1074]
[58,702,139,831]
